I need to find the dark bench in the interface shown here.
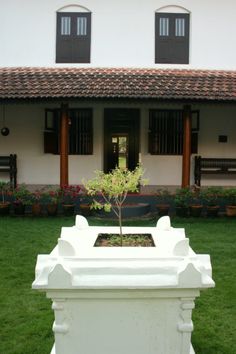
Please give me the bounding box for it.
[194,156,236,186]
[0,154,17,188]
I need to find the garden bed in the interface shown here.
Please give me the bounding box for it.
[94,233,154,247]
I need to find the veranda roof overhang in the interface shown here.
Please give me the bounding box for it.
[0,67,236,104]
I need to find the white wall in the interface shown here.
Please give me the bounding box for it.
[0,103,103,185]
[1,0,236,69]
[197,104,236,186]
[0,102,235,186]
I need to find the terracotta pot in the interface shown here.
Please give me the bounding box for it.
[46,203,58,216]
[189,205,203,217]
[175,206,188,217]
[63,204,75,216]
[156,204,170,216]
[0,202,10,216]
[31,203,42,216]
[79,203,91,216]
[225,205,236,217]
[206,205,220,217]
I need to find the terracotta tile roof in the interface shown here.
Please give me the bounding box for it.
[0,67,236,102]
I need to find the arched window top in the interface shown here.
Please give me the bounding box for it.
[155,6,190,64]
[56,5,91,63]
[57,4,91,13]
[156,5,190,14]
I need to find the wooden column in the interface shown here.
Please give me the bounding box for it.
[182,105,192,188]
[60,103,69,187]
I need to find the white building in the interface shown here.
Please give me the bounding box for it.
[0,0,236,189]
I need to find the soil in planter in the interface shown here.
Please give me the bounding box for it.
[94,234,155,247]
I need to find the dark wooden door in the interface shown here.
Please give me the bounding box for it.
[104,109,140,172]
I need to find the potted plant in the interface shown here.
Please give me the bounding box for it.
[30,189,43,216]
[189,187,203,217]
[0,181,11,215]
[156,188,171,216]
[12,184,31,215]
[84,165,147,245]
[174,187,191,217]
[201,186,222,217]
[224,188,236,216]
[42,187,60,216]
[60,184,81,216]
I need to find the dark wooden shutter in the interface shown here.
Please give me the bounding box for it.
[191,132,198,154]
[44,108,93,155]
[155,13,189,64]
[191,111,199,154]
[44,132,58,153]
[56,12,91,63]
[44,110,59,154]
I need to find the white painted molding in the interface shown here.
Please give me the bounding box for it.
[57,4,91,13]
[155,5,190,14]
[33,216,215,290]
[48,263,73,288]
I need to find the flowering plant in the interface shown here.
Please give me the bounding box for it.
[29,190,43,204]
[41,187,61,204]
[60,184,81,204]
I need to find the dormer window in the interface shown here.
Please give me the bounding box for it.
[56,12,91,63]
[155,13,189,64]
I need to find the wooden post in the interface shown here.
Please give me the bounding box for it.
[182,105,191,188]
[60,103,69,187]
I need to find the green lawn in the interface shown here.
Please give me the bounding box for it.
[0,216,235,354]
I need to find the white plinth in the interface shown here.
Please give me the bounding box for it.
[51,344,195,354]
[33,216,214,354]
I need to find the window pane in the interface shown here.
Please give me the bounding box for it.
[159,18,169,36]
[61,17,71,35]
[77,17,87,36]
[175,18,185,36]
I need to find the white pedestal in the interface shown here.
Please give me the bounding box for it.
[33,216,214,354]
[50,344,55,354]
[49,289,198,354]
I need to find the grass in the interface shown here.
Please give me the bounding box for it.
[0,216,235,354]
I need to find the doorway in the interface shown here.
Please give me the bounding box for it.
[104,109,140,172]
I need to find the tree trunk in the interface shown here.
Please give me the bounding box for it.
[118,207,123,246]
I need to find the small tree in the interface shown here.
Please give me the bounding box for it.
[84,166,147,245]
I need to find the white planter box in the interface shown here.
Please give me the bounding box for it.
[32,216,215,354]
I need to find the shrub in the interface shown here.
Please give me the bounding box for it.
[174,187,191,208]
[60,185,81,204]
[200,186,223,207]
[224,188,236,206]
